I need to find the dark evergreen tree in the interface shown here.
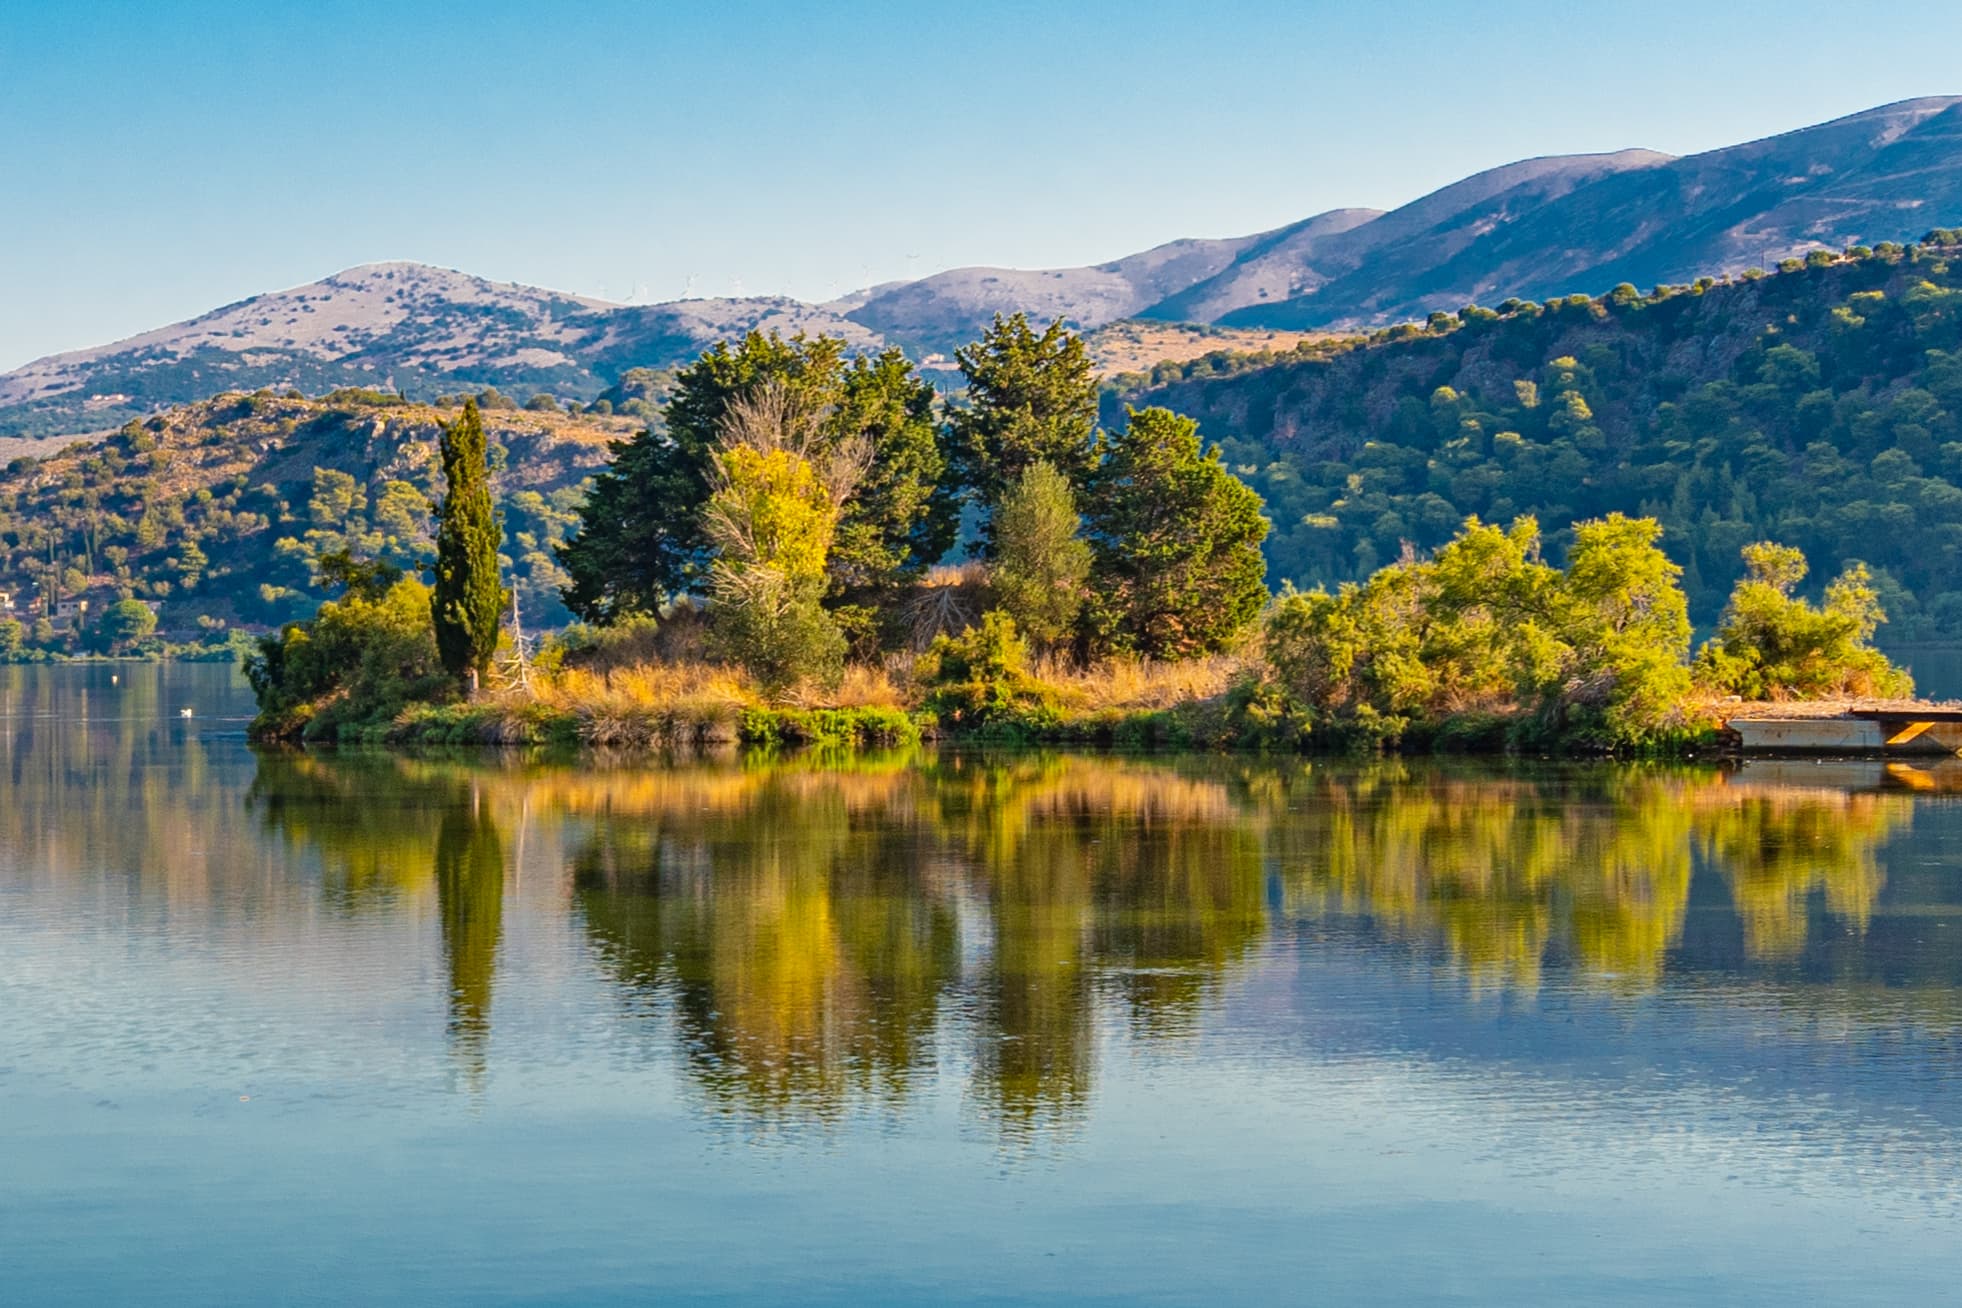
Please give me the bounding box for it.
[1083,406,1270,658]
[829,348,958,589]
[432,399,505,691]
[949,313,1099,551]
[560,334,952,621]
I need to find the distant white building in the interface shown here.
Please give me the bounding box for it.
[54,597,88,625]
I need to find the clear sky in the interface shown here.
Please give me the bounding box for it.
[4,0,1962,370]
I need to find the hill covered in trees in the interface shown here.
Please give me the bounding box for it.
[0,389,630,651]
[1110,234,1962,638]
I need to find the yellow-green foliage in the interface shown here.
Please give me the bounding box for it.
[708,444,838,587]
[247,575,451,740]
[917,611,1054,724]
[991,460,1091,649]
[701,389,857,696]
[1694,542,1912,698]
[1263,513,1694,747]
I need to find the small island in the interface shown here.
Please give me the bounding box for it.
[244,316,1924,757]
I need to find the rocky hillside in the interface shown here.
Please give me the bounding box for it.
[0,265,878,441]
[0,390,636,638]
[1213,97,1962,330]
[848,98,1962,342]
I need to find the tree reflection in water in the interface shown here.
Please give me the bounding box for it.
[246,751,1922,1127]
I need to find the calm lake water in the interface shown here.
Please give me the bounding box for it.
[5,665,1962,1305]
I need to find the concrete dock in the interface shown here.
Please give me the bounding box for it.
[1725,703,1962,755]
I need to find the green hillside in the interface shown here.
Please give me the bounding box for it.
[0,389,629,651]
[1110,234,1962,638]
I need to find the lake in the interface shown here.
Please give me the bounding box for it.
[4,663,1962,1305]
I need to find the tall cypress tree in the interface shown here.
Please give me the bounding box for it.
[433,399,505,693]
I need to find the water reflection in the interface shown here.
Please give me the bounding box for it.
[220,751,1945,1128]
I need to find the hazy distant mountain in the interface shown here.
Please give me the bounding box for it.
[0,264,878,439]
[837,212,1381,356]
[6,96,1962,439]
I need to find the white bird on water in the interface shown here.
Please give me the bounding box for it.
[179,708,193,718]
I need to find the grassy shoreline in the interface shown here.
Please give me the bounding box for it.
[265,684,1731,757]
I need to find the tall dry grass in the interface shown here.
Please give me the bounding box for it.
[525,661,757,746]
[1029,652,1246,710]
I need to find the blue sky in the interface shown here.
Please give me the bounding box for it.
[4,0,1962,370]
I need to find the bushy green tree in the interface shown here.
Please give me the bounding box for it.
[314,548,404,602]
[247,576,450,740]
[1082,407,1270,658]
[1695,542,1912,698]
[1550,513,1693,742]
[96,598,157,654]
[990,461,1091,650]
[950,314,1099,548]
[432,400,505,693]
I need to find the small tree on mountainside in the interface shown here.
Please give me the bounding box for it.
[314,548,404,602]
[97,599,158,654]
[990,460,1091,650]
[432,399,506,694]
[1082,407,1271,659]
[950,314,1099,551]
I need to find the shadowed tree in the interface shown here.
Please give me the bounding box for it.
[1082,406,1270,659]
[432,400,505,693]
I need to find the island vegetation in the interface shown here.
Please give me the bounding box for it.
[243,304,1914,754]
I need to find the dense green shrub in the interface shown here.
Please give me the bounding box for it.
[917,611,1054,724]
[1262,513,1695,750]
[1694,542,1912,698]
[247,576,452,740]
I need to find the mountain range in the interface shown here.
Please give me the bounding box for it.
[5,96,1962,440]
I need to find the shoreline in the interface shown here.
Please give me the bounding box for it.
[255,690,1962,761]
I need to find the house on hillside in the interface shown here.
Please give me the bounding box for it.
[53,597,88,627]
